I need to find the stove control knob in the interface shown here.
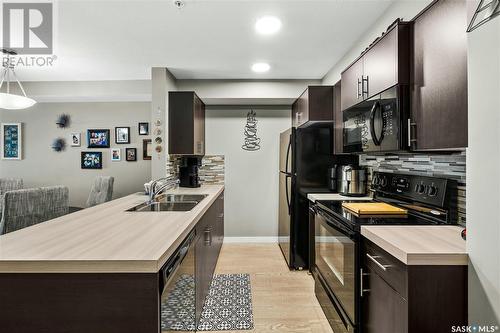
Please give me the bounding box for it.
[380,176,388,187]
[427,185,438,197]
[415,184,425,194]
[373,176,380,186]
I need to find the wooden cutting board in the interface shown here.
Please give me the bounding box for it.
[342,202,407,215]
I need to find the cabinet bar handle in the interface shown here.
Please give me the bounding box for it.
[408,118,417,147]
[366,253,391,271]
[362,75,369,97]
[360,268,370,297]
[357,78,362,99]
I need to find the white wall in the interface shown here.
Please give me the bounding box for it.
[0,102,151,207]
[321,0,433,85]
[205,106,290,237]
[20,80,151,103]
[467,17,500,325]
[177,79,320,105]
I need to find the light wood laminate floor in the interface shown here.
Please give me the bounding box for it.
[213,243,333,333]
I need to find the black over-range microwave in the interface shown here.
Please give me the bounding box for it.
[343,85,409,153]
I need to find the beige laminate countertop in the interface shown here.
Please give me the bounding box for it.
[0,185,224,273]
[361,225,467,266]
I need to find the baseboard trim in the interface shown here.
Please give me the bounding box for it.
[223,237,278,243]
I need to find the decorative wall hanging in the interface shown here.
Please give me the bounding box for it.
[1,123,22,160]
[81,151,103,169]
[139,122,149,135]
[143,139,152,160]
[111,148,121,161]
[56,114,70,128]
[87,129,110,148]
[242,110,261,151]
[51,138,66,152]
[468,0,500,32]
[115,127,130,144]
[126,148,137,161]
[70,133,81,147]
[0,49,36,110]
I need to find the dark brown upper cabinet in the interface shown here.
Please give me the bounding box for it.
[341,21,411,111]
[333,81,344,154]
[292,86,334,128]
[410,0,468,150]
[168,91,205,156]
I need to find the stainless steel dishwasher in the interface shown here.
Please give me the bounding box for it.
[160,230,196,332]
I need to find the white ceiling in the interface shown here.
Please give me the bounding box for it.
[12,0,394,81]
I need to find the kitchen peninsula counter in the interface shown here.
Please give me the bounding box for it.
[0,185,224,273]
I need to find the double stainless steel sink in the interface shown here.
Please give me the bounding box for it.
[127,194,208,212]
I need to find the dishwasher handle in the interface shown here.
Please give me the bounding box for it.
[161,231,195,292]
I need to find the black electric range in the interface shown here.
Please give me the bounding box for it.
[312,171,458,333]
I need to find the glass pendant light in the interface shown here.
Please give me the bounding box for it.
[0,49,36,110]
[468,0,500,32]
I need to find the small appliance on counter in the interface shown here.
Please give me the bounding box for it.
[179,156,201,188]
[330,164,367,196]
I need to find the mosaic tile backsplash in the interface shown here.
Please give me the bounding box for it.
[360,151,466,226]
[166,155,225,185]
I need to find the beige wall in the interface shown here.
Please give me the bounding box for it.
[0,102,151,207]
[205,106,290,238]
[151,68,178,179]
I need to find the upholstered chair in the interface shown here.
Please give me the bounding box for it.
[0,186,69,235]
[0,178,23,214]
[85,176,114,208]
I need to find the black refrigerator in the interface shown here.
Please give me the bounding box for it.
[278,125,355,270]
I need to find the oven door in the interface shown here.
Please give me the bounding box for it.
[314,208,358,325]
[343,86,402,153]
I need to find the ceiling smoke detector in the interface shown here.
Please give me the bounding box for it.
[173,0,185,9]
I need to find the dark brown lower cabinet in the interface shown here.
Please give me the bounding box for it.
[361,239,467,333]
[0,273,159,333]
[195,191,224,323]
[362,266,408,333]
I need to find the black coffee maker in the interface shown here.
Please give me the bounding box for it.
[179,156,201,188]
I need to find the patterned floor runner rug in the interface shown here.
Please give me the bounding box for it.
[161,273,254,331]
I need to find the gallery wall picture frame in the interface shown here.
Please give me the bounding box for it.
[115,127,130,144]
[143,139,152,160]
[139,122,149,135]
[87,129,110,148]
[1,123,22,160]
[111,148,121,161]
[70,133,81,147]
[126,148,137,161]
[81,151,103,169]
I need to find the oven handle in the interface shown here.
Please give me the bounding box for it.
[316,208,356,239]
[369,101,383,146]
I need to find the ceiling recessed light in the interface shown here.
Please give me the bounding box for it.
[251,63,270,73]
[255,16,282,35]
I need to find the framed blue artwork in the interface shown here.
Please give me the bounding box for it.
[1,123,22,160]
[81,151,103,169]
[87,129,110,148]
